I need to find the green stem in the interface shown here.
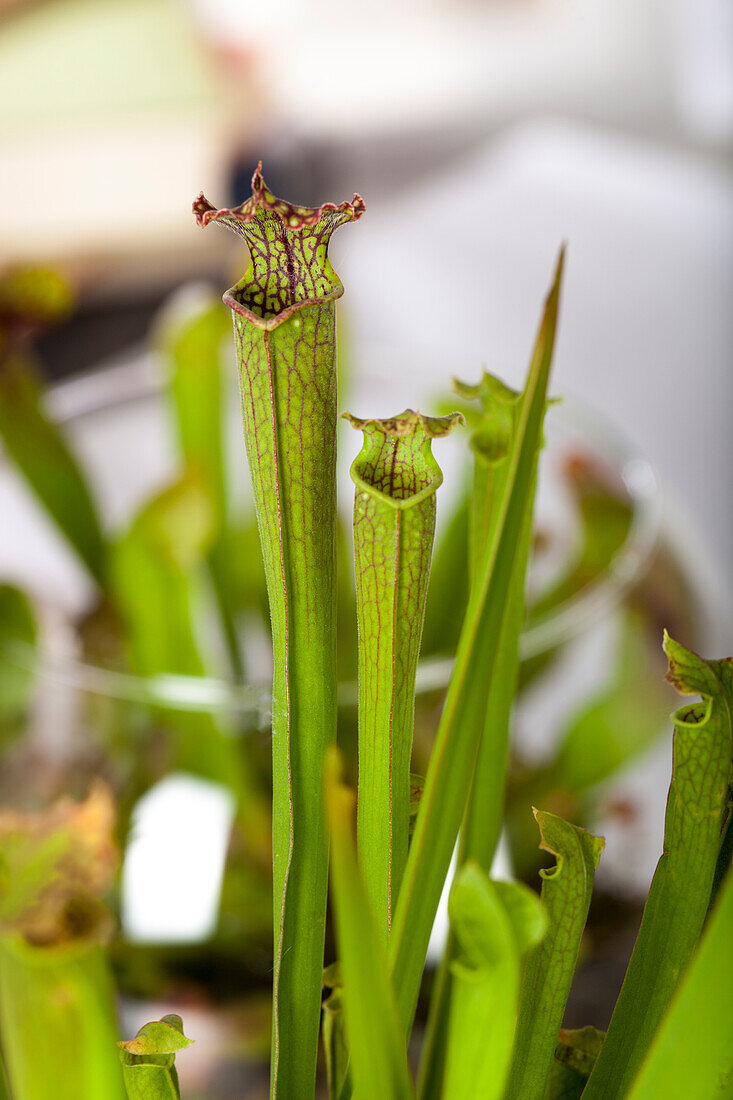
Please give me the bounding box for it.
[345,410,461,944]
[194,166,364,1099]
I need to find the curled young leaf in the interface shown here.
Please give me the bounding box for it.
[0,266,108,585]
[118,1015,192,1100]
[118,1015,193,1056]
[505,811,604,1100]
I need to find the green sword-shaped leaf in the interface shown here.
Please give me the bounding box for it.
[162,292,245,678]
[344,409,462,943]
[194,166,364,1099]
[325,749,415,1100]
[389,249,565,1039]
[419,375,541,1097]
[0,267,107,585]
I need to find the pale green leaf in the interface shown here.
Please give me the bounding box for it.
[441,863,545,1100]
[0,584,36,733]
[163,295,243,677]
[0,353,106,584]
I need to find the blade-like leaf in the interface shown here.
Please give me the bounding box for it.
[625,867,733,1100]
[583,635,733,1098]
[0,352,106,584]
[325,749,415,1100]
[504,811,604,1100]
[388,249,565,1035]
[112,472,268,848]
[112,472,235,781]
[163,294,244,678]
[441,863,545,1100]
[419,373,541,1096]
[0,584,37,738]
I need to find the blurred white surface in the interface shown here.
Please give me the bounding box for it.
[195,0,667,139]
[0,0,235,267]
[122,773,236,943]
[339,118,733,638]
[670,0,733,141]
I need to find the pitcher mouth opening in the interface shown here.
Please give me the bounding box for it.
[221,284,344,332]
[344,410,465,509]
[194,163,365,330]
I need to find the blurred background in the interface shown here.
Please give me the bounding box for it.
[2,0,731,600]
[0,0,731,1095]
